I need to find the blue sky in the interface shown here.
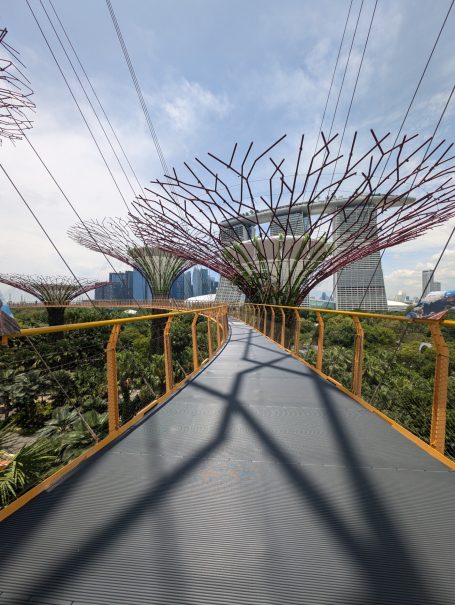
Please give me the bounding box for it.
[1,0,454,301]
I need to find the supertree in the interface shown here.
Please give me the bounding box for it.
[0,28,34,141]
[0,275,109,327]
[130,131,455,306]
[67,217,193,353]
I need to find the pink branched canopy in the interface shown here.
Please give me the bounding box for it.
[0,275,109,305]
[131,131,455,305]
[0,28,35,141]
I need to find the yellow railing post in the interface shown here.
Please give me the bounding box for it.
[106,324,121,433]
[191,312,199,372]
[315,312,324,371]
[207,312,213,358]
[254,305,260,330]
[252,305,256,328]
[263,306,268,335]
[294,308,301,356]
[270,306,275,341]
[429,322,449,453]
[216,307,221,349]
[164,316,174,392]
[280,308,286,348]
[352,316,364,397]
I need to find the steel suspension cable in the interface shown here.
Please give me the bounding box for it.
[26,0,130,212]
[332,0,455,309]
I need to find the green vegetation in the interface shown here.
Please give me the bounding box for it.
[0,308,213,508]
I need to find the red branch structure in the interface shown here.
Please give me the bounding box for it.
[131,131,455,305]
[0,275,109,326]
[0,28,35,141]
[68,217,193,300]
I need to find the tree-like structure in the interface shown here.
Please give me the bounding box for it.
[67,217,192,299]
[0,28,34,141]
[68,218,193,353]
[130,131,455,306]
[0,275,109,326]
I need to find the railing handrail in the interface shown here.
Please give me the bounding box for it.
[6,305,227,338]
[239,302,455,327]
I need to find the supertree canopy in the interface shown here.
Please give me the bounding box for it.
[0,275,109,326]
[0,28,34,141]
[130,131,455,306]
[68,217,193,299]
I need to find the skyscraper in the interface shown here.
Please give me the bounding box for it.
[422,270,440,297]
[170,273,185,299]
[184,271,193,299]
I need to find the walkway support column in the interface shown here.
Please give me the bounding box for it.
[294,309,301,356]
[315,312,324,372]
[192,312,199,372]
[164,316,174,392]
[106,324,121,433]
[352,316,364,397]
[429,322,449,453]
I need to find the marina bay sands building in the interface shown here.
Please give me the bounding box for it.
[215,196,394,311]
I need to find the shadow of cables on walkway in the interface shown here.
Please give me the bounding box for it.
[0,322,447,604]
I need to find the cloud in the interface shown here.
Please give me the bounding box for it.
[151,79,231,134]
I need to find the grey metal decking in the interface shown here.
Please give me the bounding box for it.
[0,320,454,604]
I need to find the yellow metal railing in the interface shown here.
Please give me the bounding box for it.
[231,302,454,463]
[0,304,228,520]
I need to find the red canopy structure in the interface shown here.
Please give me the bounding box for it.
[131,131,455,305]
[0,28,34,141]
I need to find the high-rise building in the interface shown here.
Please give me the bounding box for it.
[422,270,438,297]
[184,271,193,299]
[333,206,387,311]
[170,273,185,299]
[191,267,211,296]
[95,270,152,301]
[433,281,441,292]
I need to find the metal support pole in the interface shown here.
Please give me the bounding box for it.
[106,324,121,433]
[263,306,268,335]
[429,322,449,453]
[207,312,213,358]
[192,312,199,372]
[164,316,174,392]
[294,308,301,356]
[270,307,275,341]
[352,316,364,397]
[280,308,286,348]
[315,312,324,371]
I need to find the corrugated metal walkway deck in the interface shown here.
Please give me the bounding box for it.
[0,320,454,604]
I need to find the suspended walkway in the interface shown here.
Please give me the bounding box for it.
[0,320,454,604]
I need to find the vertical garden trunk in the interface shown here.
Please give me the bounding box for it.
[46,306,66,340]
[149,311,167,356]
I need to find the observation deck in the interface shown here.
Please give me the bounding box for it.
[0,317,454,604]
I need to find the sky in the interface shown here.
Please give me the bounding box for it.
[1,0,454,302]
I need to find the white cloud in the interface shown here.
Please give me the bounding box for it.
[152,79,231,134]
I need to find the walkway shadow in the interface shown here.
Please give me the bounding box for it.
[0,322,447,604]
